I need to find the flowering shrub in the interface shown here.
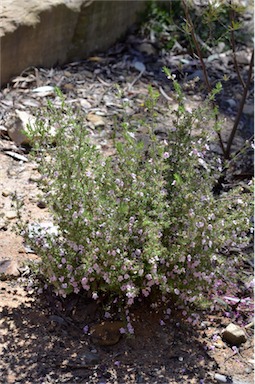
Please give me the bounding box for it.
[20,78,253,323]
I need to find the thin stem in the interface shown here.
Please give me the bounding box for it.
[216,131,226,156]
[181,0,226,157]
[225,49,254,159]
[181,0,212,93]
[229,4,246,89]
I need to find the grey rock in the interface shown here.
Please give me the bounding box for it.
[222,323,247,346]
[7,110,35,146]
[81,351,100,365]
[0,259,21,280]
[226,99,237,109]
[243,104,254,116]
[137,42,157,56]
[235,50,252,65]
[132,61,146,73]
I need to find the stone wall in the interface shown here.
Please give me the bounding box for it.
[0,0,147,86]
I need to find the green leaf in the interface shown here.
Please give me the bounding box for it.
[115,141,124,154]
[174,173,183,184]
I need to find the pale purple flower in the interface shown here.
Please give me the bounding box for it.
[135,249,141,256]
[92,292,98,300]
[127,298,134,305]
[142,288,150,297]
[83,284,90,291]
[232,346,238,354]
[115,178,124,187]
[77,208,84,216]
[85,171,92,178]
[127,323,134,334]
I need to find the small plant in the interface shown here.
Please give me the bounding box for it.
[181,0,254,159]
[17,80,253,329]
[142,1,254,160]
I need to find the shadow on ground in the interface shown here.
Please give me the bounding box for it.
[0,295,220,384]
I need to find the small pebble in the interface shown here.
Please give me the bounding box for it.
[245,366,253,374]
[5,211,17,220]
[37,201,46,209]
[2,190,11,197]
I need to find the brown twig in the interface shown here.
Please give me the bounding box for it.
[229,5,246,89]
[225,48,254,159]
[181,0,212,93]
[181,0,226,157]
[181,1,254,160]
